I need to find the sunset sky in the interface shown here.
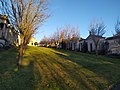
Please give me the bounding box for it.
[36,0,120,42]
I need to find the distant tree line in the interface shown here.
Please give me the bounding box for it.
[40,25,80,48]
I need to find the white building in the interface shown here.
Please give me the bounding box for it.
[78,32,105,53]
[78,39,85,51]
[27,37,37,46]
[106,36,120,54]
[0,14,18,47]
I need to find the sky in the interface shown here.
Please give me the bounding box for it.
[35,0,120,42]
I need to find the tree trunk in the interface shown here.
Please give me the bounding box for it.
[17,45,24,66]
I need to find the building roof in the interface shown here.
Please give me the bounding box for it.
[106,36,120,40]
[79,38,85,41]
[86,34,105,40]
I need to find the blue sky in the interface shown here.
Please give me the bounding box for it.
[35,0,120,42]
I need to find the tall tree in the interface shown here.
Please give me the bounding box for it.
[0,0,49,65]
[89,21,106,55]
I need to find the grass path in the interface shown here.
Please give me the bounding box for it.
[0,47,120,90]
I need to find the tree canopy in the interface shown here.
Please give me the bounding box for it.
[0,0,49,65]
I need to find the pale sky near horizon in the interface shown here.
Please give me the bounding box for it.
[35,0,120,42]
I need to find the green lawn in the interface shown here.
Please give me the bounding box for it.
[0,47,120,90]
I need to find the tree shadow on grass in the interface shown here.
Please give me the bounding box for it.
[27,48,108,90]
[53,49,120,89]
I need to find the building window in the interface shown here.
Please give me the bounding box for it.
[90,43,93,52]
[0,23,4,29]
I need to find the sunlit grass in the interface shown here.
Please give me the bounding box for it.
[0,47,120,90]
[22,47,120,90]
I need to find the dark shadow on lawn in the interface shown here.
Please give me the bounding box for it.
[0,49,37,90]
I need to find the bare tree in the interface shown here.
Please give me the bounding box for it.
[62,25,80,39]
[53,25,80,48]
[0,0,49,65]
[115,18,120,44]
[89,21,106,55]
[40,36,48,46]
[42,25,80,48]
[89,22,106,36]
[57,25,80,39]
